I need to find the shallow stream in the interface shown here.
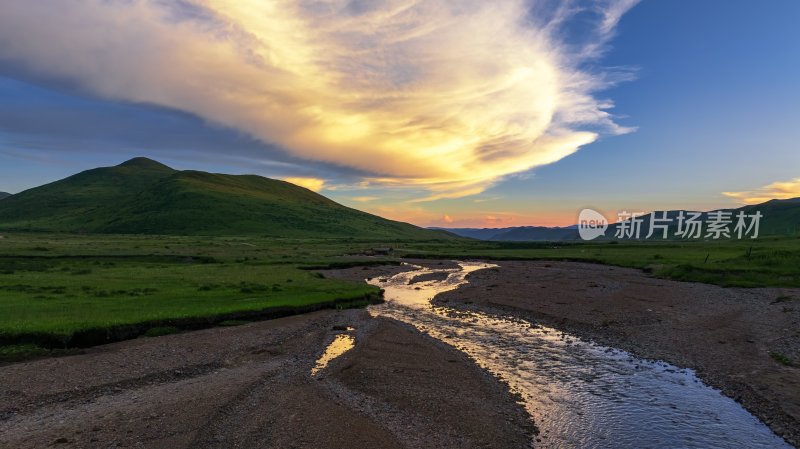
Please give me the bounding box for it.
[365,261,791,448]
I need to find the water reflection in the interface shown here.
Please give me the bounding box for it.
[311,333,355,376]
[369,262,791,449]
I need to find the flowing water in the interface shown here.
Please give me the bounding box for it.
[364,261,791,449]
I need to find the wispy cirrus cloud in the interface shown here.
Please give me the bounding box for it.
[723,178,800,205]
[0,0,637,199]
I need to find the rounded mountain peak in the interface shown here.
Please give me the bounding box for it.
[117,157,173,171]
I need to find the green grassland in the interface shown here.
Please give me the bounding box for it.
[0,260,376,339]
[0,234,390,356]
[0,232,798,360]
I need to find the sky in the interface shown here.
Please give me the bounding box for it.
[0,0,798,227]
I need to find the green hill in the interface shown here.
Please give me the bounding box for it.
[0,157,451,239]
[598,200,800,239]
[739,198,800,236]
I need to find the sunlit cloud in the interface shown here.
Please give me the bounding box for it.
[282,177,325,192]
[0,0,636,199]
[723,178,800,205]
[350,196,379,202]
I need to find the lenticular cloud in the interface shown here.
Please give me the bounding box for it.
[0,0,637,198]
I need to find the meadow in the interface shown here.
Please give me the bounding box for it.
[1,232,798,359]
[405,235,800,288]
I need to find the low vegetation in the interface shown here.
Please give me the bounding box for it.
[770,351,795,367]
[1,232,798,359]
[403,235,800,288]
[0,234,388,354]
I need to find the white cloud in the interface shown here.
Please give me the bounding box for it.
[0,0,637,199]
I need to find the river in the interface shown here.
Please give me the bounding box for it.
[363,261,791,448]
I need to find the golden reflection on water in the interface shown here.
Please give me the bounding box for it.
[311,333,355,376]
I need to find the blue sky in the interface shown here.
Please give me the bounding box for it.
[1,0,798,227]
[461,0,800,225]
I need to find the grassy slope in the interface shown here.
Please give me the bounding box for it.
[0,158,450,240]
[0,159,174,231]
[101,170,441,238]
[740,198,800,236]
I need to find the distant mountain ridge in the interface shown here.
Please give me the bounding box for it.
[432,226,579,241]
[0,192,10,200]
[0,157,453,239]
[438,198,800,241]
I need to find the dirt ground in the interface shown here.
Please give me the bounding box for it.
[0,309,532,448]
[427,260,800,447]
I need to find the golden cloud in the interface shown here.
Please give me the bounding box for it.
[723,178,800,205]
[0,0,635,198]
[282,177,325,192]
[350,196,380,202]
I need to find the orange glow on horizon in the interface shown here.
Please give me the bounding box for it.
[357,206,580,228]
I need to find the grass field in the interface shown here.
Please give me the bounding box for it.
[0,232,798,359]
[403,236,800,288]
[0,234,389,356]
